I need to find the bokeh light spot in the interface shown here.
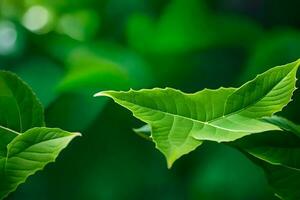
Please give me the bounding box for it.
[0,20,17,55]
[22,5,51,33]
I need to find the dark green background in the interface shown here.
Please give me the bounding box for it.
[1,0,300,199]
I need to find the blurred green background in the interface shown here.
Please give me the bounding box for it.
[1,0,300,199]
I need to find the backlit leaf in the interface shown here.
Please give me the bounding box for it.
[0,128,80,200]
[96,60,300,167]
[0,71,80,199]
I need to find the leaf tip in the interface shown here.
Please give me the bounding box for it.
[165,153,180,169]
[93,91,112,98]
[167,159,175,169]
[72,132,82,137]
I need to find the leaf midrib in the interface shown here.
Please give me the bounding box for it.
[118,98,252,133]
[114,66,295,132]
[211,69,296,123]
[2,131,75,186]
[0,126,20,136]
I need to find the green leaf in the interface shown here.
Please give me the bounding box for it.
[57,43,153,93]
[232,116,300,200]
[0,127,80,200]
[0,71,80,199]
[230,116,300,200]
[11,58,64,107]
[57,53,130,92]
[240,30,300,84]
[0,71,44,133]
[243,153,300,200]
[263,115,300,138]
[239,31,300,123]
[134,118,300,171]
[0,127,18,158]
[234,130,300,171]
[53,43,154,131]
[262,163,300,200]
[0,70,45,159]
[46,91,107,132]
[57,10,100,41]
[233,116,300,170]
[96,60,300,167]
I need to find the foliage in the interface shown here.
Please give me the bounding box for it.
[0,71,80,199]
[1,0,300,199]
[98,60,300,199]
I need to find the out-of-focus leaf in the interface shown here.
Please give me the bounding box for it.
[190,143,274,200]
[41,34,80,62]
[36,30,154,131]
[58,42,153,92]
[44,37,154,92]
[57,49,130,92]
[46,91,107,132]
[96,60,299,167]
[57,10,100,41]
[52,42,154,131]
[127,0,262,54]
[0,0,25,19]
[11,57,64,107]
[240,30,300,82]
[261,163,300,200]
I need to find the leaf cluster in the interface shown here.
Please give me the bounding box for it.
[97,60,300,200]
